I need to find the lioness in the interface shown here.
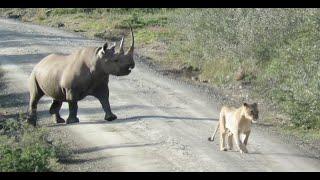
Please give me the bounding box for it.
[208,103,259,153]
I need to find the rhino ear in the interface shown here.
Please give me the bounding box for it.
[98,42,108,58]
[102,42,108,52]
[109,42,116,52]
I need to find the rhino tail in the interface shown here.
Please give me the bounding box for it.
[28,72,41,100]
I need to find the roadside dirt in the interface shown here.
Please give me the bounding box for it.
[0,18,319,172]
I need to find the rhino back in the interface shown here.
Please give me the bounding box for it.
[34,48,104,101]
[33,53,74,100]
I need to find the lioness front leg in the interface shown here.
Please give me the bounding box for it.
[240,131,251,153]
[234,131,247,154]
[243,130,251,146]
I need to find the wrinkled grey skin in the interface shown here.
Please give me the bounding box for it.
[27,28,135,126]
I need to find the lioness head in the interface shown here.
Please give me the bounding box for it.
[243,103,259,123]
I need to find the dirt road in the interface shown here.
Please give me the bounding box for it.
[0,18,319,172]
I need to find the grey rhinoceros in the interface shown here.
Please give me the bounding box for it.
[27,28,135,126]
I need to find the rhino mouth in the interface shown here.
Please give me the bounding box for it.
[116,66,134,76]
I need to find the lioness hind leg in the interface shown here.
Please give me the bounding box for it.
[227,132,233,150]
[220,130,227,151]
[219,110,227,151]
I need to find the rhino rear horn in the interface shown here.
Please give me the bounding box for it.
[126,25,134,56]
[119,36,125,54]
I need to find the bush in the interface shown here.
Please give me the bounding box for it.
[0,115,70,172]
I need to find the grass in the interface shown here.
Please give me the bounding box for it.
[0,8,319,143]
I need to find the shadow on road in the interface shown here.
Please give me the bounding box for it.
[0,53,48,65]
[74,142,161,154]
[47,115,218,127]
[114,115,218,123]
[249,151,319,160]
[59,155,123,165]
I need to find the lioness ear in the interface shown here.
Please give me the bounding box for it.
[243,103,248,107]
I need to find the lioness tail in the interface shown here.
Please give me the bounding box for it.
[208,123,220,142]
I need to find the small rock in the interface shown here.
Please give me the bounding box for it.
[6,13,21,19]
[194,67,200,71]
[235,67,245,81]
[191,76,199,81]
[57,22,65,28]
[74,29,85,32]
[45,9,53,16]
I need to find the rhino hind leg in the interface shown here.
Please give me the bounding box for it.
[66,101,80,124]
[49,100,65,124]
[28,93,44,126]
[27,73,44,126]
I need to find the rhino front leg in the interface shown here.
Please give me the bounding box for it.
[92,85,117,121]
[66,101,79,124]
[96,95,117,121]
[49,100,65,124]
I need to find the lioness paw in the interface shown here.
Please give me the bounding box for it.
[220,147,227,151]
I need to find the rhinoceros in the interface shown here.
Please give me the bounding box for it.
[27,28,135,126]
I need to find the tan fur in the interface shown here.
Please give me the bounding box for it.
[208,103,259,154]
